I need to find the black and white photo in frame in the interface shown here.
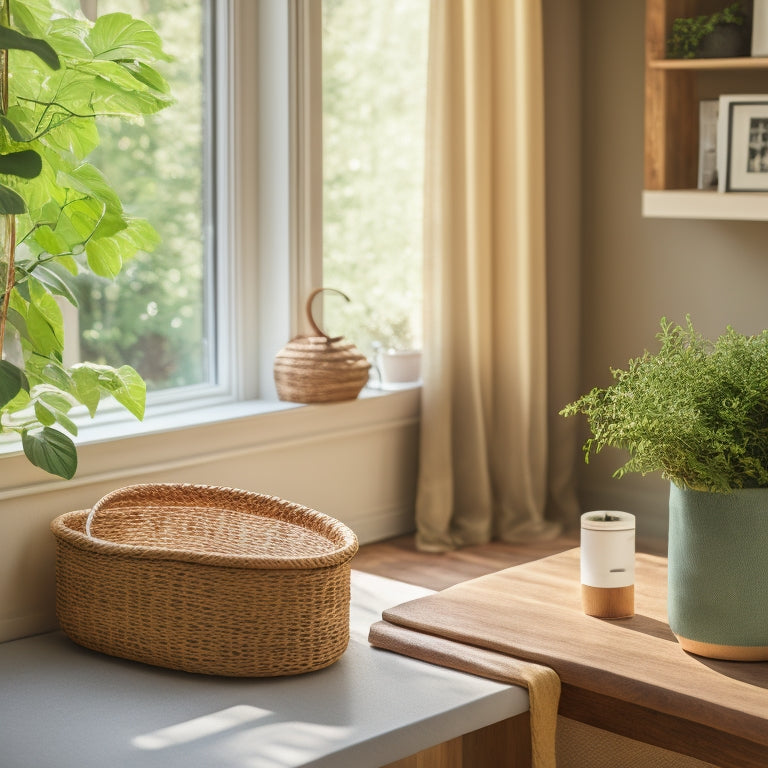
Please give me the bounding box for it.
[717,95,768,192]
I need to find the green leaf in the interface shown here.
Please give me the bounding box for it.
[13,279,30,303]
[70,365,100,416]
[54,254,79,275]
[38,390,74,412]
[0,115,31,141]
[9,0,55,39]
[88,74,172,115]
[5,306,30,341]
[85,236,123,278]
[33,264,79,306]
[120,60,171,94]
[53,410,78,436]
[83,216,157,278]
[19,352,53,384]
[25,304,61,354]
[3,105,37,141]
[1,386,30,412]
[46,18,93,60]
[69,363,145,420]
[57,163,123,211]
[34,400,56,426]
[25,279,64,355]
[40,363,73,391]
[120,217,161,252]
[0,26,60,70]
[0,360,29,408]
[61,197,125,241]
[79,59,152,92]
[41,113,100,159]
[40,199,63,222]
[0,184,26,214]
[104,365,146,420]
[22,427,77,479]
[32,225,71,257]
[0,150,42,179]
[10,153,63,215]
[87,13,170,63]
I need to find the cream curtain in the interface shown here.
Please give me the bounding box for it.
[416,0,565,551]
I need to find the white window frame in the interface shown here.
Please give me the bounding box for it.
[224,0,324,401]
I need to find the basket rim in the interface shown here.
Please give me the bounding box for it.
[50,483,358,570]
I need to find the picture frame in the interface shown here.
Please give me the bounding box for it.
[717,95,768,192]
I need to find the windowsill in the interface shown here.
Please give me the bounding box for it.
[0,386,422,498]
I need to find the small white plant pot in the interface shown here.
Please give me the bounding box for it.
[377,349,422,384]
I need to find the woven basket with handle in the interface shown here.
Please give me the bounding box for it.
[274,288,371,403]
[50,483,359,677]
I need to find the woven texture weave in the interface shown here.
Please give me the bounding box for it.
[274,336,371,403]
[50,483,359,677]
[556,717,719,768]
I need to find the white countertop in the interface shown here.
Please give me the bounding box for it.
[0,570,528,768]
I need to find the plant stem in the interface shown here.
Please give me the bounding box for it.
[0,217,16,362]
[0,0,12,363]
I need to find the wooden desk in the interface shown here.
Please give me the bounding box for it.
[380,549,768,768]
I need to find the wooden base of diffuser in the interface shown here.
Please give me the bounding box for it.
[581,584,634,619]
[675,635,768,662]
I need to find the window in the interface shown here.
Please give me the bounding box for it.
[0,0,423,497]
[5,0,426,448]
[320,0,429,357]
[59,0,428,411]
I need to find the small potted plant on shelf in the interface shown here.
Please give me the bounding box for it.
[561,317,768,660]
[666,2,750,59]
[371,316,421,386]
[0,0,171,479]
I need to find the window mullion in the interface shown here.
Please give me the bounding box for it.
[221,0,259,400]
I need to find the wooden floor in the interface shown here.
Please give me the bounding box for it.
[353,533,580,591]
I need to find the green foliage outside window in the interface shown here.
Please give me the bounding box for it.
[321,0,428,354]
[74,0,206,392]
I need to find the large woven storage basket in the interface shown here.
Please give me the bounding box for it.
[50,484,359,677]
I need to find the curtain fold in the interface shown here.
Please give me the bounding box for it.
[416,0,565,551]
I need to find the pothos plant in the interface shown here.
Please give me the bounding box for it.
[0,0,171,479]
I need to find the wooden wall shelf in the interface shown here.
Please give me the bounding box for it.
[642,190,768,220]
[649,57,768,70]
[643,1,768,220]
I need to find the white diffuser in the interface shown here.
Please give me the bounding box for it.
[580,511,635,619]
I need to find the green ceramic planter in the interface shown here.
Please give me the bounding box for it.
[668,484,768,660]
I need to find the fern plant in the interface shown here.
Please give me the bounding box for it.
[0,0,171,479]
[561,317,768,493]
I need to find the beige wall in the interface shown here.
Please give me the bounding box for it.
[576,0,768,545]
